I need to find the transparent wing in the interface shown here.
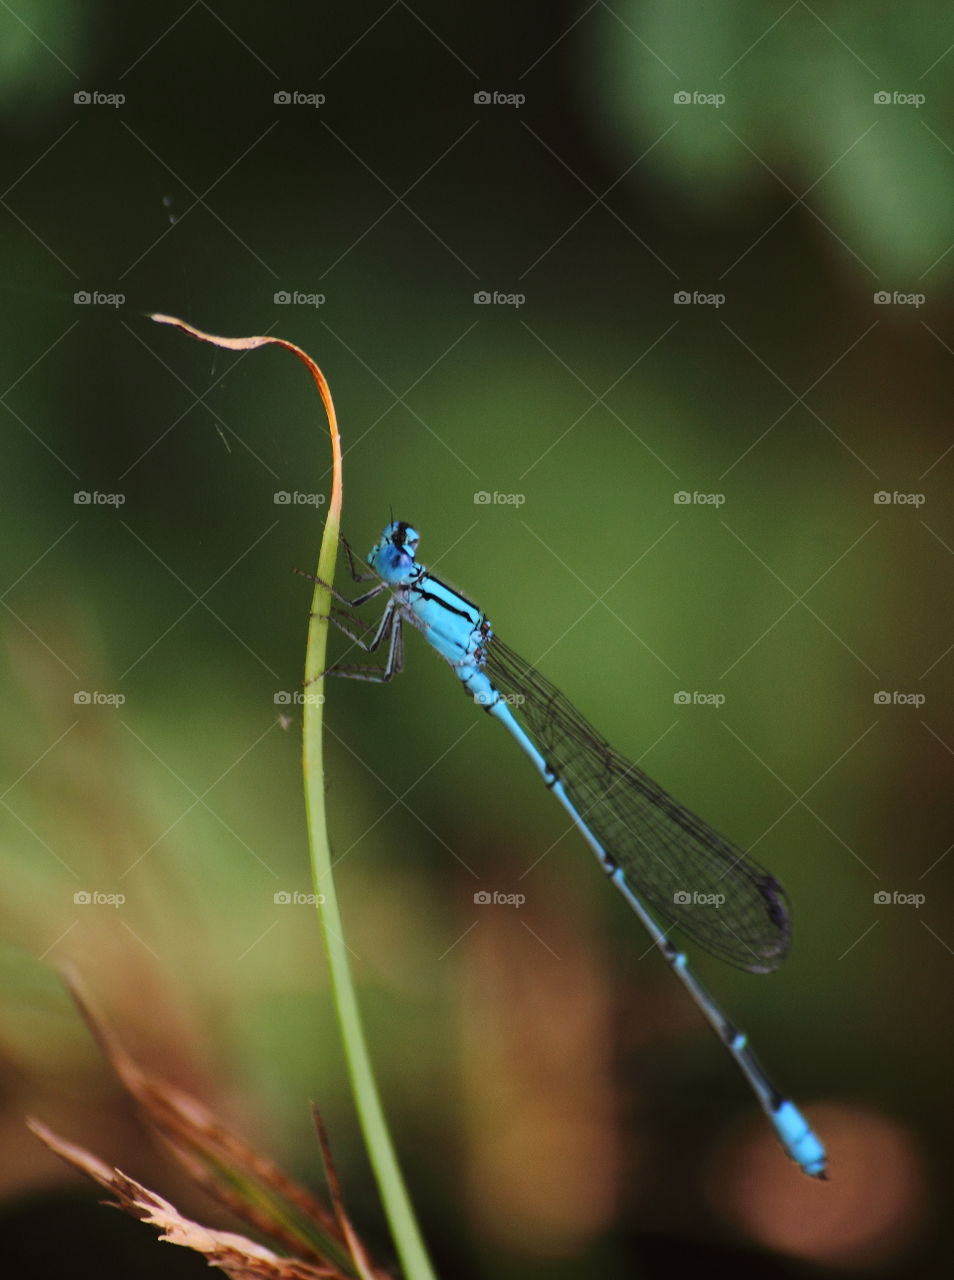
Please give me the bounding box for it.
[484,638,791,973]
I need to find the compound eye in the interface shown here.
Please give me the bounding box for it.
[396,523,420,554]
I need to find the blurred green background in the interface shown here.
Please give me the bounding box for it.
[2,2,952,1276]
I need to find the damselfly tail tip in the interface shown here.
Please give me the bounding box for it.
[773,1100,827,1180]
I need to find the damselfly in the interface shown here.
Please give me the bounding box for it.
[313,521,826,1178]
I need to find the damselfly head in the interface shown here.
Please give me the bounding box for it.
[388,521,420,553]
[369,521,421,584]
